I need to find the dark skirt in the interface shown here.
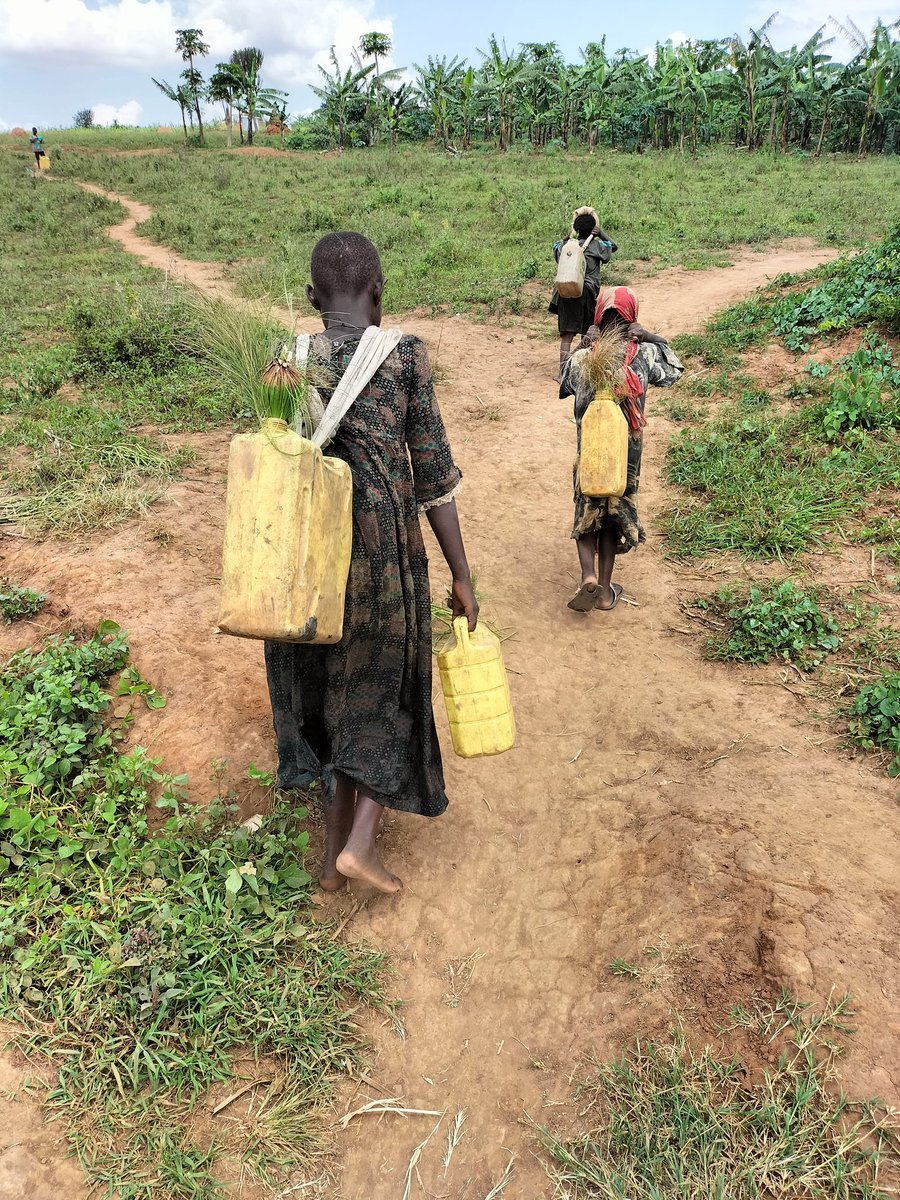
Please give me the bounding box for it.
[557,289,597,336]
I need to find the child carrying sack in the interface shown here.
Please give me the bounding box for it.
[218,326,402,644]
[554,233,594,299]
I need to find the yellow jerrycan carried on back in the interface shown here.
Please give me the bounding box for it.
[578,389,629,499]
[218,327,402,644]
[436,617,516,759]
[218,419,352,643]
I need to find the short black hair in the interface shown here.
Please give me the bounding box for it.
[573,212,595,238]
[310,232,382,296]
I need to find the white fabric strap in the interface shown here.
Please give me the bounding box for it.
[311,326,403,449]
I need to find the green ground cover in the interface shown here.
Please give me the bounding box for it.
[6,135,897,316]
[0,153,236,533]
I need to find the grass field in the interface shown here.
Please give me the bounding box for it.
[4,132,899,315]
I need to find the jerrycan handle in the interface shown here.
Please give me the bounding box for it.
[452,615,472,652]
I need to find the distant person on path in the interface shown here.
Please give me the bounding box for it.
[29,127,45,168]
[551,206,617,379]
[562,286,683,612]
[264,232,477,894]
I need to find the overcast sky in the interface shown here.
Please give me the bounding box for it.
[0,0,891,131]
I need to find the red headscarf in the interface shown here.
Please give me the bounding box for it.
[594,286,646,433]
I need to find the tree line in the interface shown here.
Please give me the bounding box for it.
[150,18,900,156]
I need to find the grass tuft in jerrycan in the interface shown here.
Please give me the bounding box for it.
[436,617,516,758]
[578,391,628,498]
[218,418,352,643]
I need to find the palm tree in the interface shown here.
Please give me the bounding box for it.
[152,76,190,139]
[359,31,392,81]
[175,28,209,143]
[311,49,376,148]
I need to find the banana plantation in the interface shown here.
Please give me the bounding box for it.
[294,16,900,156]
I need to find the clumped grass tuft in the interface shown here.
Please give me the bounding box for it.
[180,294,316,429]
[0,621,383,1197]
[541,992,899,1200]
[581,328,626,394]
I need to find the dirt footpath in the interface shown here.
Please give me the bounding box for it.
[2,206,898,1199]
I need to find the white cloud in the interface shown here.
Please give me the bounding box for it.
[0,117,9,131]
[92,100,144,126]
[641,30,690,63]
[0,0,394,94]
[747,1,891,55]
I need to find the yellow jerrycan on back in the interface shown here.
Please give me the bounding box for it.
[578,390,628,498]
[436,617,516,759]
[218,418,352,643]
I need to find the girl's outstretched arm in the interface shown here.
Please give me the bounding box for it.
[628,321,667,346]
[426,501,478,630]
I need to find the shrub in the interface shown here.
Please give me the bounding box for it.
[703,580,841,668]
[848,672,900,776]
[0,582,46,623]
[9,344,74,400]
[815,364,899,440]
[66,284,200,377]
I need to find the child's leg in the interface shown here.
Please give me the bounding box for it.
[595,523,622,609]
[559,332,575,375]
[336,789,402,893]
[576,532,598,584]
[319,773,356,891]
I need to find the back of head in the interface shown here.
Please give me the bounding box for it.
[573,212,595,239]
[310,232,382,297]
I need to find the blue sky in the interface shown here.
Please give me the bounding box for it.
[0,0,890,130]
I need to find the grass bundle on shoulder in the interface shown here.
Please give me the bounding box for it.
[183,296,316,429]
[581,327,627,395]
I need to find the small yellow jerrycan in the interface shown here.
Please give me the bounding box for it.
[218,418,353,643]
[578,390,628,498]
[436,617,516,758]
[39,156,51,171]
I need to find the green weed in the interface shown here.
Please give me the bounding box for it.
[773,230,900,350]
[0,582,46,623]
[541,992,898,1200]
[0,622,383,1197]
[848,673,900,777]
[698,580,841,668]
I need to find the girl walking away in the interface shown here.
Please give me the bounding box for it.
[29,127,45,168]
[551,206,617,379]
[264,232,478,894]
[562,286,683,613]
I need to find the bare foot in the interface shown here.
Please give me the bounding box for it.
[336,847,403,894]
[567,578,599,612]
[318,867,348,892]
[595,582,624,611]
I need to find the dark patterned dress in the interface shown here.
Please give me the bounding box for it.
[264,332,461,817]
[560,341,683,552]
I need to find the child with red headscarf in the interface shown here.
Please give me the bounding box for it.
[560,286,683,612]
